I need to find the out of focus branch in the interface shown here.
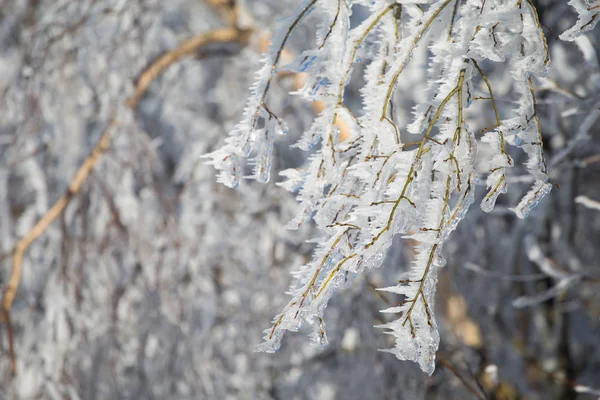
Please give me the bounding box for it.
[1,119,118,373]
[205,0,242,27]
[575,195,600,212]
[438,358,489,400]
[127,27,248,109]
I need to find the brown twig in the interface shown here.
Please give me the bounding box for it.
[1,119,118,373]
[439,358,489,400]
[127,0,248,110]
[127,27,248,109]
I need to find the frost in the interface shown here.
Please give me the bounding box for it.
[511,180,553,219]
[204,0,321,185]
[560,0,600,41]
[207,0,570,375]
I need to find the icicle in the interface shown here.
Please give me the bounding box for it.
[511,180,552,219]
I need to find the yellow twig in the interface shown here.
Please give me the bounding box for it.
[1,119,118,373]
[127,27,247,109]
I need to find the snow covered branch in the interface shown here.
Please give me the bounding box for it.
[204,0,597,375]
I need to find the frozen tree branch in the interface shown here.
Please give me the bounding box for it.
[575,195,600,211]
[207,0,600,374]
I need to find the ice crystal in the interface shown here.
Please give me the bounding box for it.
[208,0,597,374]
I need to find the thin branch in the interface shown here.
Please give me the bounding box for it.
[439,358,489,400]
[127,27,246,109]
[1,119,118,373]
[382,0,454,119]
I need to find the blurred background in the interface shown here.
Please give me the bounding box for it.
[0,0,599,398]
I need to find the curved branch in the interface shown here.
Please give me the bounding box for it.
[1,119,118,373]
[127,27,247,109]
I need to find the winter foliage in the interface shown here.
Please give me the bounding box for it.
[207,0,599,374]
